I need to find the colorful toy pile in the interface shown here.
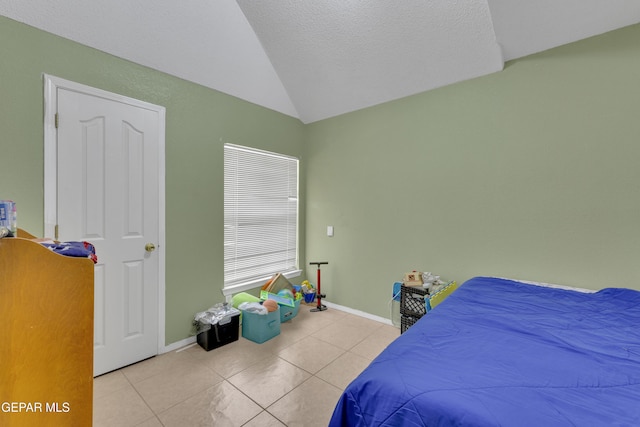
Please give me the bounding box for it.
[299,280,317,304]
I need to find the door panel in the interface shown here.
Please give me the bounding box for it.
[83,116,106,238]
[93,264,106,350]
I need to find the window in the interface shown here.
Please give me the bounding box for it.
[224,144,300,292]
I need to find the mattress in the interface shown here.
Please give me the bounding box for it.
[329,276,640,426]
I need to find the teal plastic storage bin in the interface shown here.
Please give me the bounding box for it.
[280,298,301,323]
[241,307,281,343]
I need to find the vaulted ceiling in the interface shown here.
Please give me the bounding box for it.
[2,1,640,123]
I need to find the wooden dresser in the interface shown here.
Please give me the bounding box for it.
[0,230,94,426]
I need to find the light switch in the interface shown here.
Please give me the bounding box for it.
[327,225,334,237]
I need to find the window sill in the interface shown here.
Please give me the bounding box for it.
[222,269,302,299]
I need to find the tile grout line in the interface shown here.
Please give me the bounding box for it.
[95,310,399,426]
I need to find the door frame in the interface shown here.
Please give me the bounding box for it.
[43,74,167,354]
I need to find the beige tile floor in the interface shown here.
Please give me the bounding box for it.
[93,304,400,427]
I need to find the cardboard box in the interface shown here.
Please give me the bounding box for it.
[403,271,423,286]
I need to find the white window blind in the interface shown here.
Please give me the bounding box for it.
[224,144,299,289]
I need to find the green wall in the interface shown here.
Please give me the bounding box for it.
[0,16,306,345]
[305,24,640,319]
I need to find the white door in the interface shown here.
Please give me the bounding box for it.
[44,76,165,376]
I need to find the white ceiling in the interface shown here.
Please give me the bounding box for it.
[2,1,640,123]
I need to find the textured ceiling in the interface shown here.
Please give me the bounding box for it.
[237,0,503,123]
[1,0,640,123]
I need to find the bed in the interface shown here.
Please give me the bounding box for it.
[329,276,640,426]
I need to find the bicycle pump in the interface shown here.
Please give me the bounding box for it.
[309,261,328,312]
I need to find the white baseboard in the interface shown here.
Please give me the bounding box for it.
[322,301,395,326]
[161,335,196,354]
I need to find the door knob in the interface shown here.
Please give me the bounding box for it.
[145,243,156,252]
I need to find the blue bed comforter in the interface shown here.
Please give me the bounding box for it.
[329,276,640,426]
